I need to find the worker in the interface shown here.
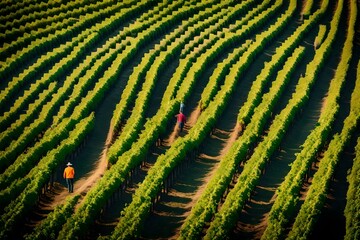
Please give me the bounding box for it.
[63,162,75,193]
[176,111,186,132]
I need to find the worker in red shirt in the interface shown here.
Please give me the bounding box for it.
[63,162,75,193]
[176,111,186,132]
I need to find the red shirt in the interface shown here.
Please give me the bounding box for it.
[177,113,186,123]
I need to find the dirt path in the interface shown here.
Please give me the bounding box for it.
[220,122,242,155]
[47,130,111,210]
[164,124,181,146]
[31,124,115,221]
[163,106,202,146]
[167,107,243,208]
[185,122,244,209]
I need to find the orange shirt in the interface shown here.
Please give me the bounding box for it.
[63,166,75,179]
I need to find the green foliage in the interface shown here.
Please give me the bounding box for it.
[314,25,327,49]
[24,195,80,240]
[344,134,360,240]
[0,82,57,149]
[264,0,357,238]
[0,31,96,172]
[181,0,307,238]
[1,0,357,239]
[0,114,94,238]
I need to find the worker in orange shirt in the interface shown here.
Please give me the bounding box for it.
[63,162,75,193]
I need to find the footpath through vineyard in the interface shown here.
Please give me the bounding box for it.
[0,0,359,239]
